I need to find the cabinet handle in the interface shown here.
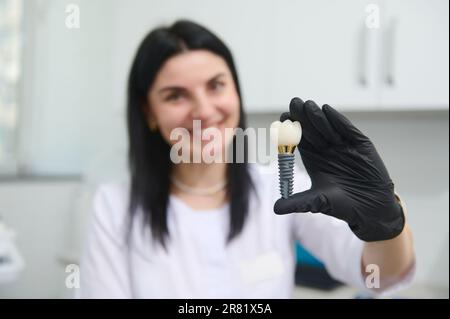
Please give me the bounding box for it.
[357,23,368,87]
[383,18,397,87]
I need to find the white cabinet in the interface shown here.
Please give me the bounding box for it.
[238,0,381,112]
[379,0,449,109]
[235,0,449,112]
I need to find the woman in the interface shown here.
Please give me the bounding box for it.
[80,20,415,298]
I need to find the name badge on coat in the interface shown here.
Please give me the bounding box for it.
[238,251,285,284]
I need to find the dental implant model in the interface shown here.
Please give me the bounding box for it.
[270,120,302,199]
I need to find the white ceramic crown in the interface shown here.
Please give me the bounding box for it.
[270,119,302,146]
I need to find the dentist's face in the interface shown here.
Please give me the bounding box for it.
[145,50,240,158]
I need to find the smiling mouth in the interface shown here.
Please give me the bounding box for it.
[187,118,227,133]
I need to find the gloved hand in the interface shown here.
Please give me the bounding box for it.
[274,98,405,242]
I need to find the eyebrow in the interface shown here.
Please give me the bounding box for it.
[157,72,226,96]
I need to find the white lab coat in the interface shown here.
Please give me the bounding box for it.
[79,164,414,298]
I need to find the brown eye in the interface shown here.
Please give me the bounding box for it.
[209,80,225,92]
[166,91,183,102]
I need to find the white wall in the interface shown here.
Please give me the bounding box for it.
[19,0,122,175]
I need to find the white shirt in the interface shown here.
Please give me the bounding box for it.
[79,165,414,298]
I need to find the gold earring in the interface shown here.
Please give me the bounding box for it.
[149,120,157,132]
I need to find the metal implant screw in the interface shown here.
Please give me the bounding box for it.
[278,153,295,199]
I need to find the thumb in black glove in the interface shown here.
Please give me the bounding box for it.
[274,98,405,242]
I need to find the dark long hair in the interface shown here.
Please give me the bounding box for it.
[127,20,254,249]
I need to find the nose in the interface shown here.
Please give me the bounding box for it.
[191,92,215,122]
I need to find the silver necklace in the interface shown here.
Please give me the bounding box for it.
[170,176,228,196]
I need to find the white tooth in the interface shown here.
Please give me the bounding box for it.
[278,120,293,145]
[270,121,281,145]
[270,120,302,145]
[270,121,281,130]
[293,121,302,144]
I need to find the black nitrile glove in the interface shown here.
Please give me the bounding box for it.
[274,98,405,242]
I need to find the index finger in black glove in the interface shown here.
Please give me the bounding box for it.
[303,100,344,146]
[289,97,329,149]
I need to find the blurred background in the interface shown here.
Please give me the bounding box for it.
[0,0,448,298]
